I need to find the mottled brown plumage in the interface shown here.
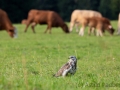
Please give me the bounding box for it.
[54,56,77,77]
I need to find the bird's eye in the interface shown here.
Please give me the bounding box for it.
[70,56,74,58]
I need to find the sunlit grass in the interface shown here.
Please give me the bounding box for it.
[0,21,120,90]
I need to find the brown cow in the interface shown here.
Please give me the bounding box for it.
[76,16,114,36]
[24,9,69,33]
[0,9,17,38]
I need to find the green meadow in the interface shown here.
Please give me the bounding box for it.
[0,21,120,90]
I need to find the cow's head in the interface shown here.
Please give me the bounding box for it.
[62,24,70,33]
[8,27,18,38]
[107,25,115,35]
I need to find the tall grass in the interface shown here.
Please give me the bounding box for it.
[0,21,120,90]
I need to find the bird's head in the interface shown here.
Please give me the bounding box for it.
[68,56,77,62]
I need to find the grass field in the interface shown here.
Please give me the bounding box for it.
[0,21,120,90]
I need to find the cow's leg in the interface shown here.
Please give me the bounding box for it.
[88,27,92,35]
[117,29,120,35]
[24,23,30,32]
[49,27,52,34]
[46,26,52,34]
[79,26,85,36]
[69,22,75,32]
[118,15,120,34]
[44,26,49,33]
[31,22,37,33]
[91,27,96,35]
[89,27,96,36]
[47,23,52,34]
[117,26,120,34]
[44,22,52,34]
[75,23,79,32]
[44,27,51,34]
[99,30,103,36]
[96,30,99,36]
[96,29,103,36]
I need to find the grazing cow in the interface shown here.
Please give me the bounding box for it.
[54,56,77,77]
[117,13,120,34]
[78,17,115,36]
[24,9,69,33]
[69,10,102,34]
[0,9,17,38]
[21,19,27,25]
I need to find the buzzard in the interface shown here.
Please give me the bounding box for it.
[54,56,77,77]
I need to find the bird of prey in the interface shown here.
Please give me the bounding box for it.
[54,56,77,77]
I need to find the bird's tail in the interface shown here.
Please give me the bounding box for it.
[53,73,59,77]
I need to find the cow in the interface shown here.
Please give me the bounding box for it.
[24,9,69,33]
[0,9,17,38]
[69,10,102,34]
[117,13,120,34]
[78,16,115,36]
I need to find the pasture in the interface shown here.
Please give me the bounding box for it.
[0,21,120,90]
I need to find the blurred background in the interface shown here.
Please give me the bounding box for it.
[0,0,120,23]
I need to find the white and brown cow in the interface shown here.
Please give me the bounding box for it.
[78,16,114,36]
[0,9,17,38]
[69,10,102,34]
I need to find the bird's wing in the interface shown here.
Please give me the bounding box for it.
[62,64,72,77]
[54,63,70,77]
